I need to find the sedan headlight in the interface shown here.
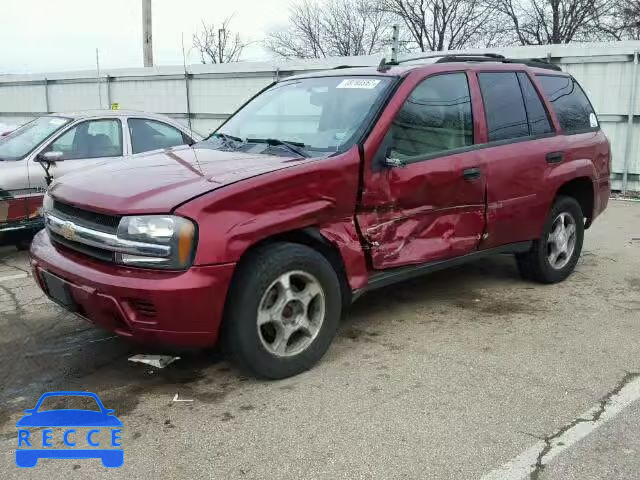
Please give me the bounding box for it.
[115,215,197,270]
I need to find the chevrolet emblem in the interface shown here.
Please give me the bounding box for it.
[60,221,77,241]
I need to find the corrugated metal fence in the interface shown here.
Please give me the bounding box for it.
[1,41,639,192]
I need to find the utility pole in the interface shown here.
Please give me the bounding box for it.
[142,0,153,67]
[390,24,399,64]
[218,28,224,63]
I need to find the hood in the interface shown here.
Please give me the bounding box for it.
[49,145,307,214]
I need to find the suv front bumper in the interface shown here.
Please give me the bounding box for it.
[30,230,235,347]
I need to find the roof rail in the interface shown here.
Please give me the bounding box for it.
[435,55,561,71]
[393,52,505,65]
[377,52,505,72]
[376,52,561,72]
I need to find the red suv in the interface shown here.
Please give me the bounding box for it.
[30,54,610,378]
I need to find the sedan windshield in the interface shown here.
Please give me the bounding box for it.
[211,76,393,156]
[0,116,71,161]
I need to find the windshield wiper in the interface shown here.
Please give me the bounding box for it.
[208,132,244,150]
[246,138,310,158]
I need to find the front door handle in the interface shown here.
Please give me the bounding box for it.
[546,151,565,164]
[462,167,481,181]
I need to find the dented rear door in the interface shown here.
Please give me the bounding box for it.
[357,70,486,269]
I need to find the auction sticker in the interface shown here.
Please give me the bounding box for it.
[336,79,381,89]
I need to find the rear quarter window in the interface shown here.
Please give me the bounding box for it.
[536,75,598,134]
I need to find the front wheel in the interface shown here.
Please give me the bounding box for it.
[223,242,342,379]
[516,196,584,284]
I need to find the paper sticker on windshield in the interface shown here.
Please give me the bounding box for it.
[589,112,598,128]
[336,79,381,89]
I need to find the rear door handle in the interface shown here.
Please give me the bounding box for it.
[462,167,481,181]
[546,151,565,164]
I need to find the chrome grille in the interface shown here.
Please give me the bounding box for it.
[52,200,120,234]
[50,231,115,262]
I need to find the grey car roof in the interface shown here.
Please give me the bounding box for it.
[47,109,179,120]
[43,110,203,138]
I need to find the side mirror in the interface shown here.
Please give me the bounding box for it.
[36,151,64,163]
[372,130,404,171]
[23,408,35,415]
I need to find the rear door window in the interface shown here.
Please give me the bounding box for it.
[536,75,597,134]
[128,118,190,154]
[478,72,529,142]
[517,73,553,135]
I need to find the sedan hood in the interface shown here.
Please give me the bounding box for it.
[49,145,307,214]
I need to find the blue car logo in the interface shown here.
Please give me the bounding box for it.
[15,391,123,468]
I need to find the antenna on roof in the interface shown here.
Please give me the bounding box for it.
[181,32,195,146]
[377,57,388,72]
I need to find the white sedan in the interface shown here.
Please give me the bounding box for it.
[0,110,201,243]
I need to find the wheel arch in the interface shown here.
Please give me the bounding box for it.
[226,227,352,310]
[554,176,595,228]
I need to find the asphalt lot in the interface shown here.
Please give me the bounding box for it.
[1,200,639,479]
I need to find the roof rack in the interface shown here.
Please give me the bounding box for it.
[435,55,562,71]
[377,52,561,72]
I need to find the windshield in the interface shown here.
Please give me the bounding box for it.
[0,116,71,161]
[211,76,393,156]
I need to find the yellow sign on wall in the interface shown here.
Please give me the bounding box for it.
[110,103,120,110]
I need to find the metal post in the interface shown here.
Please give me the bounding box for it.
[106,75,112,107]
[95,48,103,108]
[390,24,399,63]
[142,0,153,67]
[43,78,50,113]
[622,50,639,195]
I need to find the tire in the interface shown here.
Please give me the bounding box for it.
[15,237,32,251]
[223,242,342,379]
[15,230,36,251]
[516,195,584,284]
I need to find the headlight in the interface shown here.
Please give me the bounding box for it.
[115,215,197,270]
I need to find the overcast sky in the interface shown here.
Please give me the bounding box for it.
[0,0,293,73]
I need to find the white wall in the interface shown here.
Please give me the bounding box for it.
[1,43,639,191]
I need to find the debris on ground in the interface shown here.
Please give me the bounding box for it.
[172,393,194,402]
[128,354,181,369]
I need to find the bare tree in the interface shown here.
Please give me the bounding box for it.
[193,16,245,63]
[610,0,640,39]
[266,0,392,58]
[379,0,501,51]
[495,0,620,45]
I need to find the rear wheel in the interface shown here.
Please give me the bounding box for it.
[223,242,342,379]
[516,196,584,284]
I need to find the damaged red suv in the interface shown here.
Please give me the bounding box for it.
[31,54,610,378]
